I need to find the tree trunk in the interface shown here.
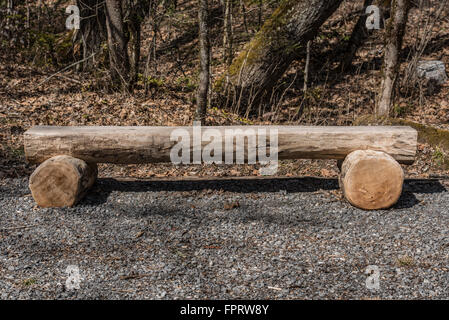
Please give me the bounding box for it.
[128,21,141,88]
[6,0,13,13]
[105,0,130,89]
[223,0,233,66]
[240,0,248,34]
[196,0,211,123]
[303,40,311,92]
[223,0,343,113]
[339,0,373,72]
[124,0,152,89]
[377,0,411,117]
[76,0,106,71]
[6,0,13,26]
[340,0,394,72]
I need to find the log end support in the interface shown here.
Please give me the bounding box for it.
[339,150,404,210]
[29,155,98,208]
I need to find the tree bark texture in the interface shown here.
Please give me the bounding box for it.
[377,0,411,117]
[105,0,130,88]
[196,0,211,123]
[222,0,343,112]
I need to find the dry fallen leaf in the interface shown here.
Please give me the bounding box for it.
[320,168,336,177]
[135,231,144,239]
[224,201,240,210]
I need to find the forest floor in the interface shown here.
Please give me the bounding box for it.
[0,0,448,180]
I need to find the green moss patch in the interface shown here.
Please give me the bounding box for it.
[354,115,449,169]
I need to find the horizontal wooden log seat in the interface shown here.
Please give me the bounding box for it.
[24,125,418,210]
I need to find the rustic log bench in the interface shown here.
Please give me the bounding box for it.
[24,126,417,210]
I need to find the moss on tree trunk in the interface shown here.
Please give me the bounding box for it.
[220,0,343,113]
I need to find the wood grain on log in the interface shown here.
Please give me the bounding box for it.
[24,126,417,164]
[29,155,97,208]
[339,150,404,210]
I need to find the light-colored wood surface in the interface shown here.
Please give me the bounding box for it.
[29,155,97,208]
[339,150,404,210]
[24,126,417,164]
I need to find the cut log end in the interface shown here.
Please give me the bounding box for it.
[29,155,98,208]
[339,150,404,210]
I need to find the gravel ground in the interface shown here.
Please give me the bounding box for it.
[0,176,448,299]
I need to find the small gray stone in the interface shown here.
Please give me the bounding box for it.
[417,60,448,85]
